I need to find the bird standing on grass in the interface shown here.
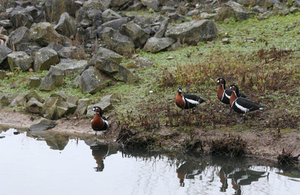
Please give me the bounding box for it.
[229,84,264,114]
[175,87,206,109]
[91,106,108,135]
[217,78,248,105]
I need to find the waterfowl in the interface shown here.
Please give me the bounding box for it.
[217,78,247,105]
[175,87,206,109]
[91,106,108,133]
[229,85,264,114]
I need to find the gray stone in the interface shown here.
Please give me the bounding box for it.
[34,47,60,71]
[0,70,6,79]
[55,59,88,77]
[8,26,31,51]
[120,21,150,48]
[102,9,122,23]
[92,47,123,64]
[143,37,175,53]
[25,97,44,113]
[7,51,32,71]
[10,94,26,107]
[28,77,41,88]
[39,66,65,91]
[113,65,138,83]
[54,12,77,38]
[75,98,90,116]
[0,94,17,107]
[25,90,44,103]
[0,45,12,69]
[30,22,66,46]
[78,66,106,94]
[141,0,160,11]
[165,20,218,45]
[28,118,57,132]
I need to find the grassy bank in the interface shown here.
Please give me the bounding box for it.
[1,13,300,155]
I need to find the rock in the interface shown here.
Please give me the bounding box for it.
[55,59,88,77]
[101,17,128,31]
[91,47,123,64]
[154,18,169,38]
[86,94,113,117]
[10,94,26,107]
[33,47,60,71]
[8,26,31,51]
[0,94,17,107]
[25,90,44,103]
[9,6,33,29]
[54,12,77,38]
[42,92,69,120]
[0,45,12,70]
[78,66,106,94]
[160,6,176,14]
[94,57,120,75]
[102,9,122,23]
[143,37,175,53]
[165,20,218,45]
[0,70,6,79]
[28,118,57,132]
[28,77,41,88]
[7,51,32,71]
[141,0,160,11]
[119,21,150,48]
[101,27,135,55]
[113,65,138,83]
[75,98,90,116]
[39,66,65,91]
[25,97,44,113]
[30,22,66,46]
[126,57,153,69]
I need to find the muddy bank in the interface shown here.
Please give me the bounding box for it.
[1,108,300,162]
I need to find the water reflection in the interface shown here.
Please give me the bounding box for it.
[90,144,109,172]
[1,128,300,195]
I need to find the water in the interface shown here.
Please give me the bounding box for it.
[1,128,300,195]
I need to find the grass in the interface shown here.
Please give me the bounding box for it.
[1,13,300,152]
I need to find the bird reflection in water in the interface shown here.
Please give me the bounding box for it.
[90,144,109,172]
[219,166,267,195]
[176,162,203,187]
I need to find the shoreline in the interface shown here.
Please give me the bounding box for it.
[1,108,300,162]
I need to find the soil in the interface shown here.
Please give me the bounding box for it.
[1,108,300,162]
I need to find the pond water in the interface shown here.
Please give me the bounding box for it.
[1,128,300,195]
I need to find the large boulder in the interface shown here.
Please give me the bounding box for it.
[42,91,70,120]
[55,59,88,77]
[78,66,107,94]
[120,21,150,48]
[33,47,60,71]
[28,118,57,132]
[54,12,77,38]
[143,37,175,53]
[7,51,32,71]
[9,6,34,29]
[215,1,250,22]
[39,66,65,91]
[25,97,44,113]
[165,20,218,45]
[141,0,160,11]
[74,98,90,116]
[0,45,12,70]
[101,27,135,54]
[0,94,17,107]
[30,22,66,46]
[102,9,122,23]
[8,26,31,51]
[114,65,138,83]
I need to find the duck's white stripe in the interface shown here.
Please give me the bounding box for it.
[185,98,199,105]
[224,92,231,99]
[235,101,249,113]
